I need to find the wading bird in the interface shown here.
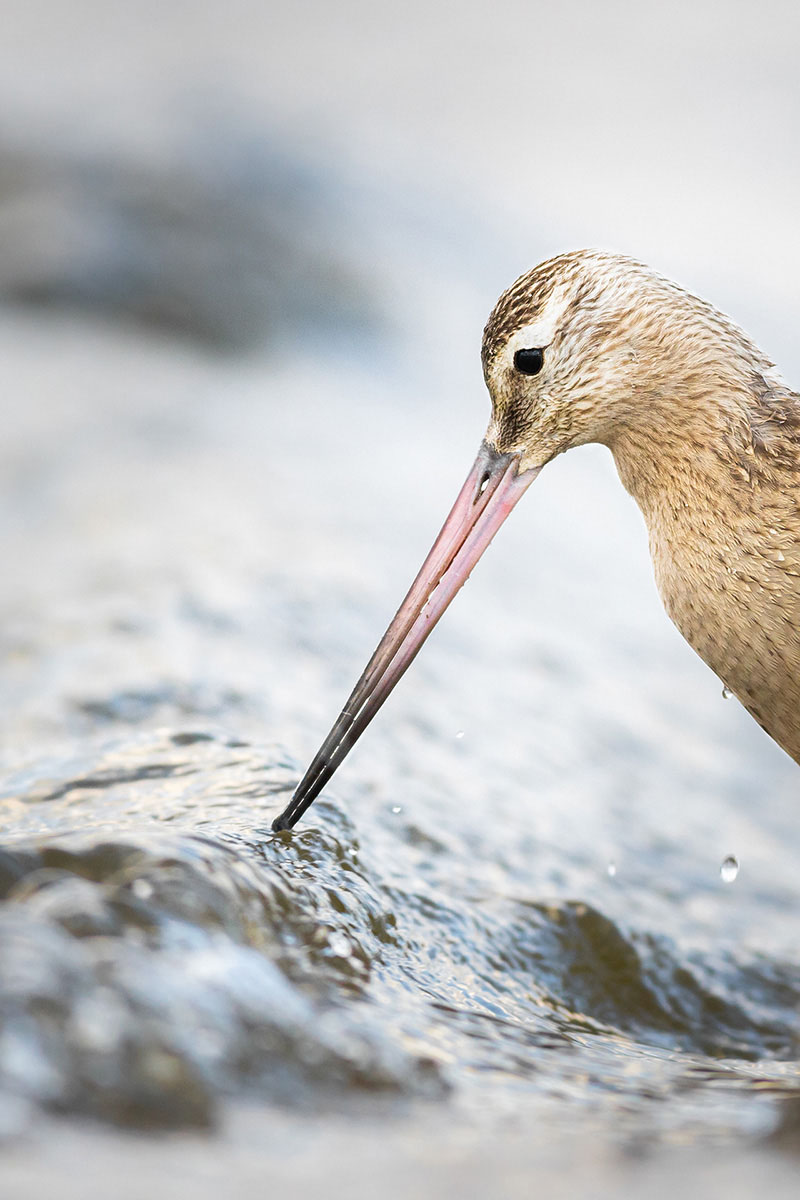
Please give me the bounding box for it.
[273,250,800,831]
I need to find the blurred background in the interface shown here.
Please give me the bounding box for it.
[1,3,800,1198]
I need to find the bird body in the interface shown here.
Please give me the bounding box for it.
[616,407,800,760]
[274,250,800,831]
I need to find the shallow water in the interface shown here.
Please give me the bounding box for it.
[1,11,800,1189]
[1,162,799,1173]
[3,721,797,1128]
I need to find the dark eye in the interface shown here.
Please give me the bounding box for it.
[513,347,544,376]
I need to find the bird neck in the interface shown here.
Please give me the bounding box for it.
[607,381,756,530]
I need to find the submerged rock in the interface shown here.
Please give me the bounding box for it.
[0,129,379,349]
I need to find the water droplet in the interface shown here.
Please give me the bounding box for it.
[132,878,153,899]
[607,862,617,877]
[455,730,465,739]
[328,932,351,958]
[720,855,739,883]
[391,805,402,815]
[721,685,731,699]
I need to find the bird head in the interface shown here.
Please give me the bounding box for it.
[272,249,764,830]
[481,248,771,476]
[482,250,648,467]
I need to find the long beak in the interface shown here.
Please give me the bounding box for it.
[272,440,539,831]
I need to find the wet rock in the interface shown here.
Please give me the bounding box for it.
[0,130,378,349]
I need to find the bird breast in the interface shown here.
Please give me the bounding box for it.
[611,427,800,764]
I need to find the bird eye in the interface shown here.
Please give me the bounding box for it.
[513,347,544,376]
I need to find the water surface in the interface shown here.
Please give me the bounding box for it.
[0,56,799,1198]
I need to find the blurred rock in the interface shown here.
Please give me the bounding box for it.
[0,129,378,349]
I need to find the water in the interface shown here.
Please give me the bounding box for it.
[1,727,797,1138]
[1,6,800,1194]
[1,182,799,1180]
[721,857,740,884]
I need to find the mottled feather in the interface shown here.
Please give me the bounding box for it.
[482,250,800,762]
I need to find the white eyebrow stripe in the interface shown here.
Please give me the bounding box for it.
[502,282,573,361]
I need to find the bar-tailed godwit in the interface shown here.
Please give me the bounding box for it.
[274,250,800,830]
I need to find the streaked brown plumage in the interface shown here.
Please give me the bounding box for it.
[483,249,800,762]
[274,249,800,831]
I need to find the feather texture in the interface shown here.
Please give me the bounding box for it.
[482,250,800,761]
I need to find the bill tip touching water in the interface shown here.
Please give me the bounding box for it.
[273,248,800,832]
